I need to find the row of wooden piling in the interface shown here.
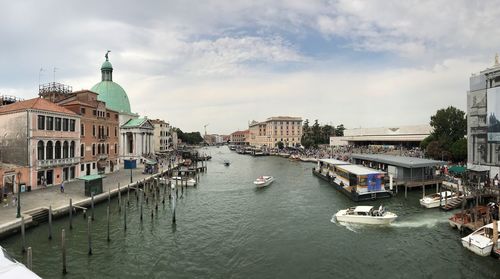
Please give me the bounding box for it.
[21,163,205,274]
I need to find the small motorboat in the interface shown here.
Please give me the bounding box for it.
[170,176,197,187]
[419,191,463,209]
[461,222,500,256]
[0,246,41,278]
[334,205,398,225]
[223,160,231,166]
[449,206,488,230]
[253,176,274,187]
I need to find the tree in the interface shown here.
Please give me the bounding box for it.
[419,134,435,150]
[426,141,446,161]
[430,106,467,148]
[450,138,467,162]
[321,125,335,144]
[335,124,345,136]
[312,119,321,144]
[176,128,203,144]
[277,141,284,150]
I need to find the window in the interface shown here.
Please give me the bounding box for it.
[70,141,75,157]
[63,141,69,158]
[106,126,109,137]
[106,144,109,154]
[63,118,69,131]
[81,164,85,171]
[92,163,96,169]
[93,125,96,137]
[115,127,117,137]
[81,124,85,136]
[46,141,53,159]
[70,166,75,179]
[115,114,118,120]
[55,141,61,159]
[80,108,86,115]
[37,141,44,160]
[115,143,117,154]
[92,144,96,156]
[46,116,54,130]
[93,110,97,116]
[107,112,110,118]
[80,144,84,157]
[37,115,45,130]
[70,119,75,131]
[55,117,61,131]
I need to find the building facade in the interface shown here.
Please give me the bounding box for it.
[0,98,81,193]
[247,116,302,148]
[56,90,120,176]
[230,130,249,145]
[467,55,500,177]
[151,119,172,153]
[120,118,155,161]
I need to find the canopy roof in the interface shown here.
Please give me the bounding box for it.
[352,154,444,168]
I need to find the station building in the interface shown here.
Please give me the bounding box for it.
[329,124,431,147]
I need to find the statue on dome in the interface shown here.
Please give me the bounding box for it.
[105,50,111,61]
[495,53,499,66]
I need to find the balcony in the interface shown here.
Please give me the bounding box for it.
[98,135,109,142]
[98,154,108,160]
[38,157,80,168]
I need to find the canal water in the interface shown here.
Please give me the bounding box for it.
[1,146,499,278]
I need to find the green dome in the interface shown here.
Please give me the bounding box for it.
[101,60,113,70]
[91,81,131,113]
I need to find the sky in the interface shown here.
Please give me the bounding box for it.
[0,0,499,134]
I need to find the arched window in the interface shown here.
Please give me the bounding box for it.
[70,141,75,157]
[37,141,44,160]
[98,144,101,154]
[63,141,69,158]
[55,141,61,159]
[106,144,109,154]
[46,141,53,159]
[80,144,84,157]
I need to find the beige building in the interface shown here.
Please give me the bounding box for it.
[151,119,172,153]
[248,116,302,148]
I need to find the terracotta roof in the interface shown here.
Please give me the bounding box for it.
[0,97,78,115]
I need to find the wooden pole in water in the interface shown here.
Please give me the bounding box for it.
[21,216,26,253]
[107,206,110,242]
[118,183,121,212]
[127,185,130,206]
[492,219,498,253]
[91,192,95,221]
[48,205,53,240]
[108,189,111,205]
[124,203,127,231]
[62,229,67,274]
[87,216,92,255]
[27,247,32,270]
[140,191,143,221]
[69,198,73,230]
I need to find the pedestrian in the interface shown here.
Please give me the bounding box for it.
[11,194,17,207]
[60,181,65,193]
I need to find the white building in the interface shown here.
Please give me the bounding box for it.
[330,125,432,147]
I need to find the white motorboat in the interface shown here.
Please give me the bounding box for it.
[0,246,41,278]
[253,176,274,187]
[334,205,398,225]
[170,176,197,187]
[461,222,500,257]
[419,191,462,208]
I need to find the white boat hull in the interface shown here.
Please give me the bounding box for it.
[419,196,461,208]
[461,239,495,257]
[335,210,397,225]
[254,177,274,187]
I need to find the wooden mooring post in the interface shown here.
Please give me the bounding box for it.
[69,198,73,230]
[62,229,67,274]
[21,216,26,253]
[87,216,92,255]
[48,205,53,240]
[124,203,127,231]
[27,247,32,270]
[107,206,110,242]
[91,192,95,221]
[118,183,122,212]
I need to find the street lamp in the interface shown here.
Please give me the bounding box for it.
[16,171,21,218]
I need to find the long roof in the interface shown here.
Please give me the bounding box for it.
[318,158,351,166]
[351,154,444,168]
[0,97,77,115]
[336,164,385,175]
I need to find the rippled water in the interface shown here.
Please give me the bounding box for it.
[2,146,500,278]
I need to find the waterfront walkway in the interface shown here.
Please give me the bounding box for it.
[0,165,164,237]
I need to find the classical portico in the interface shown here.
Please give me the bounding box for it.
[120,118,154,161]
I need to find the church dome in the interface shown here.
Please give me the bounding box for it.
[91,53,132,114]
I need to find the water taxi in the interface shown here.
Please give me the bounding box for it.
[313,159,393,201]
[419,191,463,208]
[461,222,500,257]
[170,176,197,187]
[334,205,398,225]
[223,160,231,166]
[253,176,274,187]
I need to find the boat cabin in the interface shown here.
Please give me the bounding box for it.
[316,159,351,178]
[334,164,386,194]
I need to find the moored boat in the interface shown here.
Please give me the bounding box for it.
[0,246,41,278]
[253,176,274,187]
[461,222,500,257]
[334,205,398,225]
[448,206,488,230]
[419,191,463,208]
[170,176,197,187]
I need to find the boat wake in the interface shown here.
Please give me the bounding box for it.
[391,218,447,228]
[330,216,359,233]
